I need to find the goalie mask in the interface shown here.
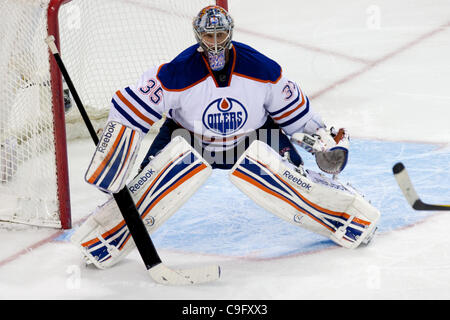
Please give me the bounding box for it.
[193,5,234,71]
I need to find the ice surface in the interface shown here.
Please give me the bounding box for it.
[1,0,450,300]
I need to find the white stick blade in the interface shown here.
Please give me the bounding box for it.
[148,263,221,285]
[393,162,419,206]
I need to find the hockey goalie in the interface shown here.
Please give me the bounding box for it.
[71,5,380,269]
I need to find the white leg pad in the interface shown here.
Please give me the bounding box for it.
[71,136,212,268]
[229,140,380,249]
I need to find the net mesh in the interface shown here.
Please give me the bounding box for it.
[0,0,60,227]
[0,0,215,228]
[61,0,215,139]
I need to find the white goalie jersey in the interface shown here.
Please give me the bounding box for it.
[108,41,319,152]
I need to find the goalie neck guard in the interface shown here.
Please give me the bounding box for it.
[193,5,234,71]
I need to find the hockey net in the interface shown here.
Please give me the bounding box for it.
[0,0,226,229]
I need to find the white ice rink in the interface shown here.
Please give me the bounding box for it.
[1,0,450,301]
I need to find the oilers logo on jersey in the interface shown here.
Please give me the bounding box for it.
[202,97,248,136]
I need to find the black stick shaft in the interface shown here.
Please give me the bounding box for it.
[53,53,99,145]
[393,162,450,212]
[47,36,161,269]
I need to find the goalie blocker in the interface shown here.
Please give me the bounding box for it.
[85,121,142,193]
[229,140,380,249]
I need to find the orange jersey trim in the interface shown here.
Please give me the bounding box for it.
[272,90,306,121]
[115,90,155,126]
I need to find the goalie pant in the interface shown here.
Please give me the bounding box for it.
[139,116,304,171]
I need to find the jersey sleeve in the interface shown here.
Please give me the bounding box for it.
[264,76,320,135]
[107,67,166,135]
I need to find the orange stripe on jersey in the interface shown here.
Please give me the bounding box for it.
[116,90,154,126]
[226,46,238,87]
[272,90,306,121]
[232,66,283,84]
[200,54,220,88]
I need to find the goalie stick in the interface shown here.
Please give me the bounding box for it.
[45,36,220,285]
[393,162,450,211]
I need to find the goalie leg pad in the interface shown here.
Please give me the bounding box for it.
[72,136,212,268]
[229,140,380,249]
[85,121,142,193]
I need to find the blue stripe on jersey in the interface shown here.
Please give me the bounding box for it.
[111,98,149,134]
[124,87,162,120]
[277,96,310,128]
[268,87,301,116]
